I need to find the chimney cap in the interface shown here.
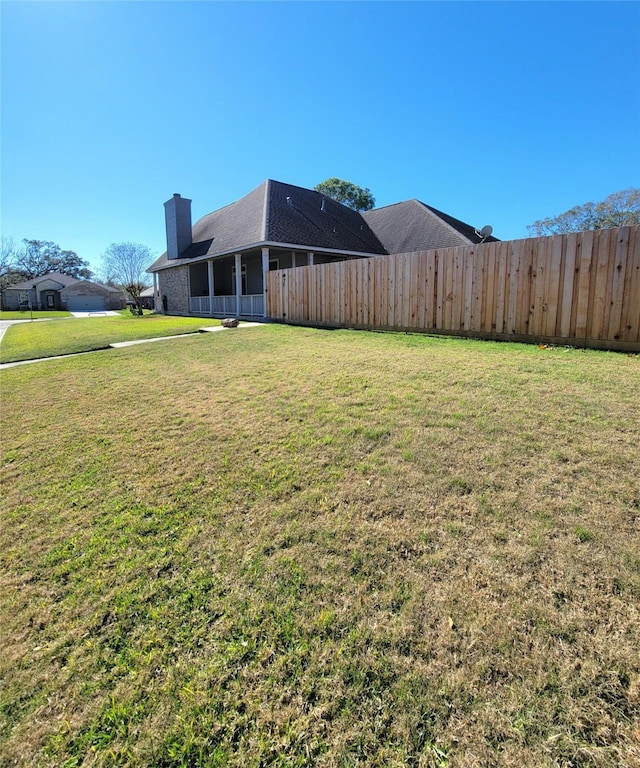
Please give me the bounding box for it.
[173,193,181,198]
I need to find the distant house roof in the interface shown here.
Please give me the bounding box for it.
[148,180,498,273]
[8,272,79,290]
[6,273,123,294]
[86,280,124,294]
[64,280,123,296]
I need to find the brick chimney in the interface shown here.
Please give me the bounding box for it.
[164,193,192,259]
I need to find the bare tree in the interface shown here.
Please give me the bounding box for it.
[102,242,153,315]
[0,237,27,292]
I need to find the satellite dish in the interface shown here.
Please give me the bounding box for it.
[474,225,493,241]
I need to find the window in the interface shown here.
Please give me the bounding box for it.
[269,258,280,271]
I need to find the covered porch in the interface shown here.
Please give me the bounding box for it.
[177,247,321,318]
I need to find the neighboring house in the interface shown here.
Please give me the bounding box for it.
[147,179,498,319]
[2,273,126,312]
[139,286,157,310]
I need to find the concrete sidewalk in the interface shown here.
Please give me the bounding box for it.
[109,322,263,347]
[70,311,120,318]
[0,322,265,369]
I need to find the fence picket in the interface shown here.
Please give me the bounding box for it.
[624,226,640,340]
[544,235,563,337]
[426,250,436,329]
[609,227,629,341]
[575,230,594,338]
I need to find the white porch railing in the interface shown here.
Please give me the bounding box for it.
[211,296,237,315]
[189,296,210,314]
[240,294,265,316]
[189,294,265,317]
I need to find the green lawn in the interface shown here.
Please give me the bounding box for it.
[1,326,638,767]
[0,313,219,363]
[0,310,72,320]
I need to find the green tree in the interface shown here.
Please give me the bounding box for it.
[102,242,153,315]
[314,178,375,212]
[527,188,640,236]
[16,240,93,280]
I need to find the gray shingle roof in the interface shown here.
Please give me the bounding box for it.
[148,180,388,272]
[362,200,498,254]
[8,272,80,290]
[180,180,268,259]
[266,181,386,254]
[148,181,498,272]
[6,273,123,294]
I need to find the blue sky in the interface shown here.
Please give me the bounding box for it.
[2,1,639,275]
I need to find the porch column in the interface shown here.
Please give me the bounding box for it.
[153,273,158,312]
[262,247,269,318]
[234,253,242,317]
[208,259,215,316]
[308,252,314,266]
[292,252,296,268]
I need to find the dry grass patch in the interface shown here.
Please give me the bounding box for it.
[1,326,639,767]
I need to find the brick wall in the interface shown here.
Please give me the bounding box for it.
[158,266,190,314]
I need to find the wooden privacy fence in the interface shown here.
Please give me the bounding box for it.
[266,226,640,351]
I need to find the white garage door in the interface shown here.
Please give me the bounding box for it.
[66,295,108,311]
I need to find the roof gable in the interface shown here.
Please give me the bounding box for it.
[88,281,124,294]
[63,280,122,296]
[32,278,68,291]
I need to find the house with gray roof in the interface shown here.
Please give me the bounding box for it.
[147,180,497,318]
[139,286,157,310]
[2,272,126,312]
